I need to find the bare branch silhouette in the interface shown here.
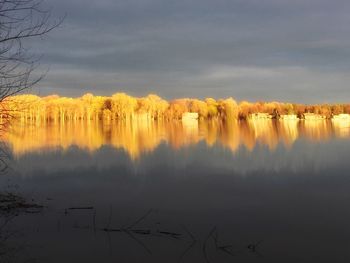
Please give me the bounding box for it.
[0,0,64,128]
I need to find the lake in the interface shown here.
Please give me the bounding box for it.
[1,118,350,262]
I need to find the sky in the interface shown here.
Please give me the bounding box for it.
[29,0,350,103]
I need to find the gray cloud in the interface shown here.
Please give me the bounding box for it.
[26,0,350,102]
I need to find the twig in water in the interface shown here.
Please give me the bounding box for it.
[127,209,153,229]
[124,230,152,255]
[92,209,97,236]
[106,205,112,229]
[157,230,182,239]
[68,207,94,210]
[247,240,262,252]
[132,229,151,235]
[102,228,122,232]
[202,227,216,263]
[247,240,263,257]
[212,229,235,257]
[178,225,197,261]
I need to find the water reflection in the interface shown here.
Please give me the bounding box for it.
[2,119,350,160]
[1,119,350,263]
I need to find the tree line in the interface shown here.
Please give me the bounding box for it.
[2,93,350,122]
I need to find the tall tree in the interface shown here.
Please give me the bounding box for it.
[0,0,62,123]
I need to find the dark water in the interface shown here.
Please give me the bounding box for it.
[1,120,350,263]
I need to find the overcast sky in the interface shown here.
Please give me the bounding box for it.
[28,0,350,103]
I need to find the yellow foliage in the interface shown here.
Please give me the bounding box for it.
[1,92,349,123]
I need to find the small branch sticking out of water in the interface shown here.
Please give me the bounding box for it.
[68,207,94,210]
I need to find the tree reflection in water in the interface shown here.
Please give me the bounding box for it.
[1,119,349,160]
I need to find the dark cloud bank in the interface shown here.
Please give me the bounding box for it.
[29,0,350,103]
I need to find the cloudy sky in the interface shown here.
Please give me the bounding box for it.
[29,0,350,103]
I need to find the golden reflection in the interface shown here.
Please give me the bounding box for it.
[299,120,333,141]
[1,119,349,159]
[277,119,299,147]
[332,118,350,138]
[217,120,240,152]
[247,119,279,150]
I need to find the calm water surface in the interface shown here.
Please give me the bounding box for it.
[1,119,350,263]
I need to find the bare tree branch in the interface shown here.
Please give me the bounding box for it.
[0,0,63,129]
